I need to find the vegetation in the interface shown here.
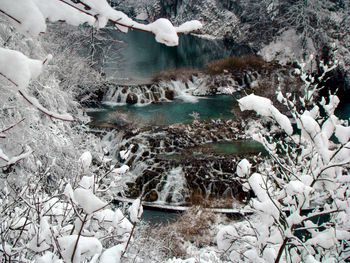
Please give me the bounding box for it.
[206,55,268,75]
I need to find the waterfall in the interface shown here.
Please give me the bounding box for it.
[103,79,201,106]
[156,166,188,204]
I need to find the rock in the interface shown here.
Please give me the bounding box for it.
[165,89,175,100]
[126,93,138,104]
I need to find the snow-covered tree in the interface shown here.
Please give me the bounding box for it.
[217,58,350,262]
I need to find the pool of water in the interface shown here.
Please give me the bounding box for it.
[90,95,236,126]
[98,29,252,81]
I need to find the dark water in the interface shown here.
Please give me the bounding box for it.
[100,29,252,81]
[209,141,267,155]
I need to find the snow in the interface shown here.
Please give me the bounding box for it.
[238,94,293,135]
[64,183,75,202]
[236,159,251,178]
[0,47,43,89]
[78,175,95,189]
[79,151,92,172]
[0,0,46,36]
[216,225,237,251]
[147,18,179,46]
[6,149,33,166]
[100,244,125,263]
[0,148,9,162]
[73,188,107,214]
[285,180,313,196]
[33,0,95,27]
[0,0,202,47]
[306,229,337,249]
[19,88,74,121]
[335,125,350,144]
[176,20,203,33]
[248,173,280,219]
[111,164,130,174]
[128,198,143,223]
[57,235,102,263]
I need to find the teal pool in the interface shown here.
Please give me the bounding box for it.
[90,95,236,126]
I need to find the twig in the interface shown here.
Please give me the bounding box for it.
[1,118,25,133]
[0,9,21,24]
[71,214,88,263]
[18,90,76,122]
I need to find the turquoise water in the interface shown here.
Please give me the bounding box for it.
[93,95,236,126]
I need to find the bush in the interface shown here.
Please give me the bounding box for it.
[206,55,267,75]
[151,67,200,82]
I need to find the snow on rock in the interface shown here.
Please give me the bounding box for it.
[0,0,46,36]
[74,188,107,214]
[128,198,143,223]
[236,159,251,178]
[0,48,43,89]
[100,244,125,263]
[119,145,133,160]
[238,94,293,135]
[57,235,102,263]
[216,225,237,251]
[79,151,92,172]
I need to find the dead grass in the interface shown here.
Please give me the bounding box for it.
[151,206,218,258]
[206,55,267,75]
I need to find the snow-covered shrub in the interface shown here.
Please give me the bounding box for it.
[1,150,143,262]
[217,58,350,262]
